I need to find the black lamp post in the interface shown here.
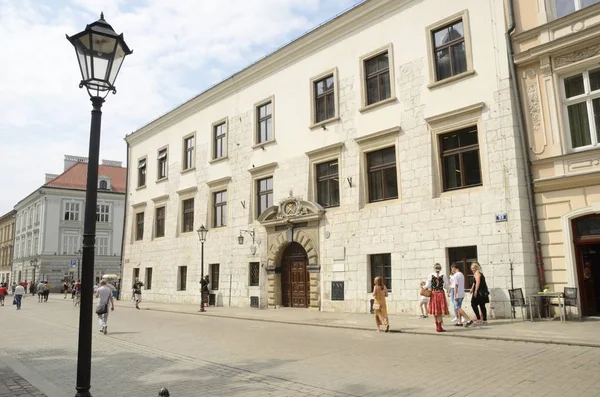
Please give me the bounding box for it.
[76,248,83,280]
[66,13,132,397]
[197,225,208,312]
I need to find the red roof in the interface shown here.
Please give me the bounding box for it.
[45,162,126,193]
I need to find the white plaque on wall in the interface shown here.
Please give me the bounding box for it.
[332,246,345,261]
[332,263,345,272]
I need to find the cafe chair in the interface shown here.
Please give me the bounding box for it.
[508,288,536,321]
[563,287,581,321]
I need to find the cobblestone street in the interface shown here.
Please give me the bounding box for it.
[1,297,600,396]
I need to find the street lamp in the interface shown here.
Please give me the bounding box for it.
[197,225,208,312]
[76,249,83,280]
[237,229,256,245]
[66,13,132,397]
[29,259,38,285]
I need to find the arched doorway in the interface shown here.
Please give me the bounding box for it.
[281,242,309,308]
[573,214,600,316]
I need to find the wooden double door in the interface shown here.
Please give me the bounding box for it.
[573,215,600,316]
[281,242,309,308]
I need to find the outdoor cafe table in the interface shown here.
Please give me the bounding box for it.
[528,292,566,322]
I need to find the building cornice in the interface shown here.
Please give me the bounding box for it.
[534,172,600,193]
[124,0,412,146]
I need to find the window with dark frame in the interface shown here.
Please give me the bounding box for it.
[99,180,108,190]
[249,262,260,286]
[213,190,227,227]
[369,253,392,292]
[135,212,144,241]
[183,136,195,170]
[145,267,153,290]
[155,207,165,238]
[138,159,146,187]
[257,177,273,217]
[316,160,340,208]
[177,266,187,291]
[432,19,467,81]
[367,147,398,203]
[157,149,167,179]
[314,75,335,123]
[365,52,391,105]
[182,199,194,233]
[439,126,481,191]
[213,122,227,159]
[448,246,477,290]
[257,102,273,144]
[210,263,220,290]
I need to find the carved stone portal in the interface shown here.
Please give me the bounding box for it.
[258,197,325,309]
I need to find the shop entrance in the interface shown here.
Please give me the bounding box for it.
[573,215,600,316]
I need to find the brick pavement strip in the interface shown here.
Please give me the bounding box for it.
[0,363,46,397]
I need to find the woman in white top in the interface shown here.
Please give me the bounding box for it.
[13,282,25,310]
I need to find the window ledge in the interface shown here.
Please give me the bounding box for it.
[180,167,196,175]
[209,156,229,165]
[136,185,147,191]
[427,70,476,90]
[363,197,401,209]
[439,184,484,198]
[309,116,340,130]
[252,140,277,150]
[359,97,397,113]
[156,177,168,184]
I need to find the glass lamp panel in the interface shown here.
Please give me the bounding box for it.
[92,55,110,85]
[108,42,127,85]
[74,45,90,81]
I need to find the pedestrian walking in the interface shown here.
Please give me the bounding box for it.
[450,264,474,327]
[448,271,458,324]
[372,276,390,332]
[43,282,50,302]
[37,281,45,303]
[96,280,115,335]
[30,283,36,296]
[418,281,429,318]
[13,282,25,310]
[132,277,144,310]
[62,281,69,299]
[22,280,28,297]
[469,262,490,324]
[200,275,210,309]
[73,280,81,306]
[0,283,7,306]
[425,263,449,332]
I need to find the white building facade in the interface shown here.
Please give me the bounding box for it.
[12,156,126,290]
[122,0,537,317]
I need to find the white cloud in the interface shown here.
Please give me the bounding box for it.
[0,0,359,213]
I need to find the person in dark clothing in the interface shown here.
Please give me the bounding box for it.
[200,276,210,309]
[469,262,490,325]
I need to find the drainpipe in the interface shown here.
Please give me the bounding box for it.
[118,140,130,300]
[506,0,546,291]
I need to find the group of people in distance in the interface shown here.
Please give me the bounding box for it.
[372,262,489,333]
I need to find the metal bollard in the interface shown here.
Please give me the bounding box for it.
[158,387,170,396]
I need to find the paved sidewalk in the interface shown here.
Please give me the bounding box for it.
[0,362,46,397]
[72,295,600,348]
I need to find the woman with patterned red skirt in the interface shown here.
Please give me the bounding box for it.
[425,263,450,332]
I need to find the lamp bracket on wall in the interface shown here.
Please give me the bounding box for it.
[238,228,257,245]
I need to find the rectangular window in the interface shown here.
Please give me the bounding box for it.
[95,236,108,256]
[62,234,80,255]
[314,75,335,123]
[563,68,600,149]
[136,212,144,241]
[554,0,600,18]
[157,149,167,180]
[182,199,194,233]
[210,263,220,290]
[26,238,32,256]
[249,262,260,287]
[432,19,467,81]
[367,147,398,202]
[33,236,39,255]
[365,52,391,105]
[155,207,165,238]
[145,268,153,290]
[64,202,80,221]
[183,136,195,170]
[138,158,147,187]
[257,177,273,217]
[35,204,40,223]
[257,102,273,144]
[316,160,340,208]
[213,122,227,159]
[439,126,481,191]
[448,246,478,290]
[369,253,392,292]
[177,266,187,291]
[213,191,227,227]
[96,204,110,223]
[133,268,140,281]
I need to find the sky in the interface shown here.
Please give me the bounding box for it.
[0,0,362,214]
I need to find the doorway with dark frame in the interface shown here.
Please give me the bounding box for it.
[573,215,600,316]
[280,242,309,308]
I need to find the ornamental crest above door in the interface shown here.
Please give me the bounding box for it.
[257,197,325,226]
